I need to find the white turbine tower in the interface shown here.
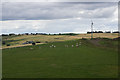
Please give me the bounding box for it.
[91,20,93,39]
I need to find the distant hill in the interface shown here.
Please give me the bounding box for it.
[2,33,119,49]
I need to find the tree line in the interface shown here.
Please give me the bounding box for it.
[87,31,120,34]
[1,31,120,36]
[1,33,78,36]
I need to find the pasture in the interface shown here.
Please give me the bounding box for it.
[2,37,118,78]
[2,33,118,49]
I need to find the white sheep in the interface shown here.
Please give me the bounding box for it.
[30,48,33,49]
[65,45,68,47]
[72,45,74,47]
[76,44,79,47]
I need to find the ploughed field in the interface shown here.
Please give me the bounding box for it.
[2,38,118,78]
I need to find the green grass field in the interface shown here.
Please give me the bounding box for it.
[2,38,118,78]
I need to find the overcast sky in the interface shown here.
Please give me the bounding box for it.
[1,2,118,34]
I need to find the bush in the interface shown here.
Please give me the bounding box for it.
[82,38,87,40]
[32,42,36,45]
[45,41,48,43]
[7,44,10,46]
[2,41,6,45]
[36,41,41,43]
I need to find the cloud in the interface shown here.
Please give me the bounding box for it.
[1,2,118,34]
[1,0,119,2]
[1,17,118,34]
[2,2,117,20]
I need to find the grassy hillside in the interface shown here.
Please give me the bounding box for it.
[2,38,118,78]
[2,33,119,49]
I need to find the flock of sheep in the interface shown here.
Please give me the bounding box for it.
[49,42,82,48]
[29,41,82,50]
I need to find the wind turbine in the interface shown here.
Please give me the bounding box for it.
[91,20,93,39]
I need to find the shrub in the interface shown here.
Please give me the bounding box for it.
[32,42,36,45]
[7,44,10,46]
[82,38,87,40]
[2,41,6,45]
[36,41,41,43]
[45,41,48,43]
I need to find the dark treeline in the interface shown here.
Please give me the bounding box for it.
[1,33,78,36]
[57,33,78,35]
[2,33,47,36]
[1,31,120,36]
[87,31,120,34]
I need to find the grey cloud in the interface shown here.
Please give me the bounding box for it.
[1,17,118,34]
[2,0,119,2]
[2,2,117,20]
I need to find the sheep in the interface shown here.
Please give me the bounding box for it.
[65,45,67,47]
[76,44,79,47]
[49,44,53,48]
[66,45,68,47]
[52,44,54,46]
[72,45,74,47]
[79,43,81,46]
[50,44,56,48]
[65,45,68,48]
[30,48,33,49]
